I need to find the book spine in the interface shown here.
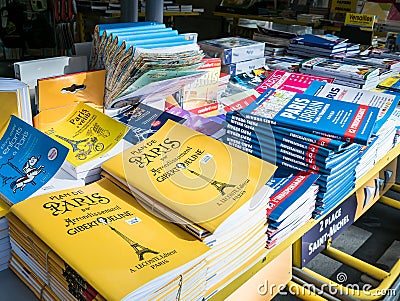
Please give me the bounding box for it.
[226,113,343,151]
[225,127,332,164]
[224,137,331,174]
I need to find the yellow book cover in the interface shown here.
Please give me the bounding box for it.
[44,102,127,174]
[0,91,20,137]
[37,69,106,112]
[102,120,276,233]
[10,178,210,301]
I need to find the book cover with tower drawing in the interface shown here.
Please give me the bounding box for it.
[102,120,276,233]
[9,178,210,301]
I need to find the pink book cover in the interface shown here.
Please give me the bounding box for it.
[255,69,334,94]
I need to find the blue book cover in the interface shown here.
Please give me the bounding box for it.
[267,167,318,222]
[0,116,68,205]
[224,132,360,170]
[225,121,356,160]
[290,34,348,50]
[113,104,185,145]
[240,88,379,145]
[226,110,347,151]
[116,30,179,47]
[304,81,398,133]
[98,22,162,36]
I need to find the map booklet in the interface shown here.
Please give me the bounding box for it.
[9,178,210,301]
[44,102,127,179]
[234,88,380,145]
[0,116,68,205]
[102,120,276,233]
[304,81,398,133]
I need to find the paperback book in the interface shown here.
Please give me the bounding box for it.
[0,116,68,205]
[198,37,265,65]
[45,102,128,181]
[8,178,210,301]
[304,81,398,132]
[102,120,276,234]
[229,88,379,145]
[300,57,381,82]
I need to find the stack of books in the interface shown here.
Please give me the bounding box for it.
[266,168,319,248]
[43,103,128,183]
[303,81,399,181]
[224,88,381,216]
[287,34,349,58]
[0,116,69,207]
[265,55,304,72]
[198,37,266,77]
[296,14,324,23]
[173,58,221,117]
[91,22,204,109]
[7,178,210,301]
[339,55,400,81]
[100,120,277,299]
[377,74,400,93]
[300,57,382,90]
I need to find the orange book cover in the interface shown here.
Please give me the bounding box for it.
[37,69,105,112]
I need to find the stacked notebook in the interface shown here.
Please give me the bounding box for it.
[266,168,319,249]
[91,22,204,109]
[100,120,277,299]
[224,87,382,216]
[7,178,210,301]
[300,57,382,90]
[287,34,349,58]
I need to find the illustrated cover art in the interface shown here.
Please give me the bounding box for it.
[0,116,68,205]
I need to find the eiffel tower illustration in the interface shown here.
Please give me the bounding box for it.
[176,163,235,195]
[109,225,159,261]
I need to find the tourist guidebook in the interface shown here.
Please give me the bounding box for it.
[9,178,210,301]
[113,103,185,145]
[45,102,128,179]
[290,34,348,50]
[255,69,334,94]
[102,120,276,233]
[300,57,381,82]
[198,37,265,65]
[304,81,398,132]
[0,116,68,205]
[228,88,379,145]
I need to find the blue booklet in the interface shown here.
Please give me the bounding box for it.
[226,107,348,151]
[304,81,398,133]
[0,116,68,205]
[238,88,379,145]
[267,167,319,222]
[290,34,348,50]
[113,104,185,145]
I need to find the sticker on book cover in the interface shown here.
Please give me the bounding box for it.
[200,154,213,164]
[125,217,142,225]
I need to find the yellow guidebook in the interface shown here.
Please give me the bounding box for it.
[45,102,128,180]
[9,178,210,301]
[102,120,276,233]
